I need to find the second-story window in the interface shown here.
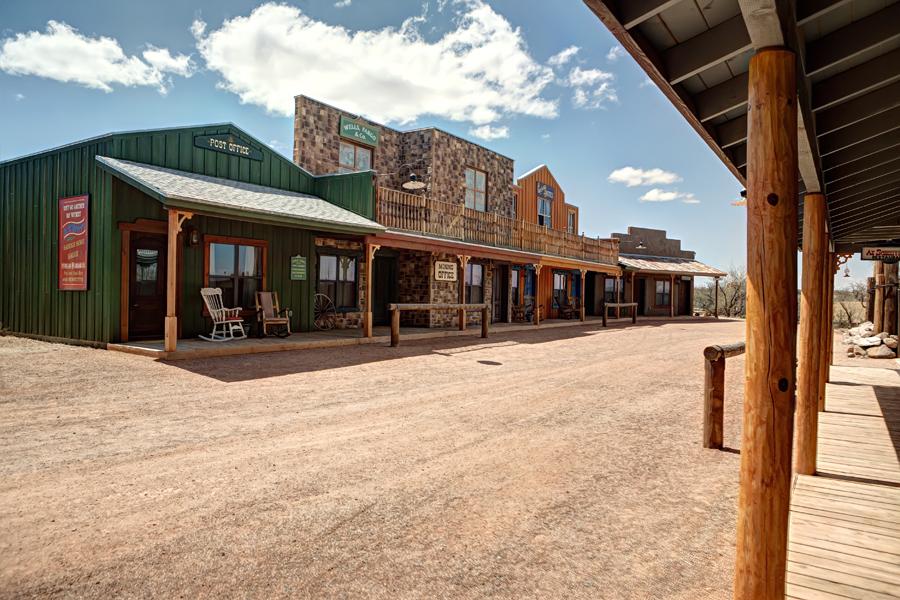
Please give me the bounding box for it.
[465,167,487,211]
[338,140,372,173]
[538,197,552,227]
[567,210,576,234]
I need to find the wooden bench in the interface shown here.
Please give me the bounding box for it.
[388,303,489,347]
[605,302,638,324]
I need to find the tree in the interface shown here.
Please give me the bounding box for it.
[695,265,747,318]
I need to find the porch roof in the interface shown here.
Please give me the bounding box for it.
[97,156,384,235]
[618,253,726,277]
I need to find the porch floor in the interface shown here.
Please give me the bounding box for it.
[786,363,900,599]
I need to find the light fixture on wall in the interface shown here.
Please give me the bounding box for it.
[186,227,200,246]
[636,239,647,250]
[402,172,426,191]
[844,266,851,278]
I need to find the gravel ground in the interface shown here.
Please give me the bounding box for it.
[0,319,748,599]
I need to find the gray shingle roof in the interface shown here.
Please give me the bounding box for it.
[97,156,383,233]
[618,254,726,277]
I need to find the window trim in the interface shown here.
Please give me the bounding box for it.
[552,270,569,307]
[653,278,672,308]
[338,139,374,173]
[316,249,362,312]
[567,209,577,234]
[203,234,268,315]
[538,196,552,228]
[465,262,485,304]
[464,166,488,212]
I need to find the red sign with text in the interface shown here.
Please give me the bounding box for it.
[58,195,89,290]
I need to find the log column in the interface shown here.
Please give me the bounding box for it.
[533,264,543,325]
[714,277,720,318]
[164,209,191,353]
[579,269,586,322]
[884,262,898,335]
[733,48,798,600]
[796,193,826,475]
[874,261,885,332]
[825,253,835,385]
[457,255,469,331]
[363,243,380,338]
[669,274,675,317]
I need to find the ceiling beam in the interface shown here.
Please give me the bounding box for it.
[664,15,752,85]
[822,129,900,171]
[619,0,684,30]
[829,186,900,217]
[828,174,900,204]
[825,146,900,183]
[718,114,748,148]
[818,106,900,156]
[826,158,900,194]
[804,3,900,76]
[831,197,900,235]
[816,80,900,136]
[796,0,853,26]
[812,48,900,112]
[697,73,750,122]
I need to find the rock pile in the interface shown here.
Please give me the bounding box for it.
[843,322,898,359]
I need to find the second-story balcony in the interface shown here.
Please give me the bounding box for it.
[376,187,619,266]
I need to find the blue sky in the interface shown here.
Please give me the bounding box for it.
[2,0,860,285]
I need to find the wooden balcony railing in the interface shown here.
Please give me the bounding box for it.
[376,187,619,265]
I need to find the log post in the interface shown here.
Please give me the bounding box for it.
[458,255,469,331]
[669,274,676,317]
[703,355,725,449]
[884,262,898,335]
[390,306,400,347]
[164,209,191,353]
[714,277,720,318]
[630,272,637,323]
[874,260,885,332]
[602,274,608,327]
[482,306,489,338]
[796,193,826,476]
[616,275,621,319]
[534,264,542,326]
[363,243,380,338]
[866,276,876,323]
[826,255,835,384]
[733,48,798,600]
[580,269,586,322]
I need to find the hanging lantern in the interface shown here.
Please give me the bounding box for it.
[843,266,851,278]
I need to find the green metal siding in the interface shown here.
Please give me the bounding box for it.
[0,123,375,343]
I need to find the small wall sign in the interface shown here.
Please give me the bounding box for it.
[290,255,308,280]
[537,181,555,202]
[434,260,458,282]
[340,116,380,147]
[861,247,900,262]
[194,134,264,161]
[58,194,89,291]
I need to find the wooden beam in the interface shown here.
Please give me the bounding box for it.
[718,114,748,148]
[703,355,726,449]
[665,15,752,85]
[821,129,900,171]
[164,209,183,353]
[804,3,900,76]
[818,106,900,156]
[669,274,675,317]
[874,260,885,332]
[533,264,542,325]
[619,0,682,29]
[363,243,380,338]
[812,48,900,112]
[825,146,900,183]
[734,47,798,600]
[827,172,900,204]
[697,72,750,122]
[825,157,900,195]
[796,193,826,475]
[829,187,900,221]
[816,80,900,136]
[796,0,853,26]
[580,269,586,322]
[819,250,834,396]
[832,196,900,236]
[457,255,469,331]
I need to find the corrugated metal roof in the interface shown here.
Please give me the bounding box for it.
[97,156,384,234]
[619,253,726,277]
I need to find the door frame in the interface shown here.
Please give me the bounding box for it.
[118,219,179,342]
[372,253,399,326]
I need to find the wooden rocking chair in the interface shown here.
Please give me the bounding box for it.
[199,287,247,342]
[558,295,578,320]
[255,291,292,338]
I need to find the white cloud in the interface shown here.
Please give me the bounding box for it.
[639,188,700,204]
[14,93,24,101]
[0,20,194,94]
[548,45,579,67]
[566,66,617,109]
[469,124,509,140]
[541,133,550,140]
[192,1,558,127]
[608,166,681,187]
[606,45,625,62]
[335,0,352,6]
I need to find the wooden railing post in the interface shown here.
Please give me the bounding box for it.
[481,307,489,338]
[703,355,725,449]
[390,306,400,347]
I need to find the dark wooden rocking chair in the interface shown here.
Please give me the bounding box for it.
[558,295,578,320]
[255,291,292,338]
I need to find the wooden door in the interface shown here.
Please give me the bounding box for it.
[492,265,508,323]
[637,277,647,315]
[128,233,167,339]
[372,255,397,326]
[680,278,692,315]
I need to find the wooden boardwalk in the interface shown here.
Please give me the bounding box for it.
[787,364,900,599]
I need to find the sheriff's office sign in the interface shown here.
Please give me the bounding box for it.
[434,260,457,282]
[861,247,900,262]
[339,116,380,147]
[58,195,89,290]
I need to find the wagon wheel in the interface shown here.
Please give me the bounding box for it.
[314,293,337,330]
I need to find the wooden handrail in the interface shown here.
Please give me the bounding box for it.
[703,341,746,449]
[389,303,489,347]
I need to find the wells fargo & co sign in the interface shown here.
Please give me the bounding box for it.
[58,195,89,290]
[339,116,380,147]
[194,134,263,161]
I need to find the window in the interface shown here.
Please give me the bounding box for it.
[134,249,159,297]
[206,237,266,309]
[553,272,568,306]
[538,197,552,227]
[318,254,358,309]
[655,279,671,306]
[338,140,372,173]
[465,167,487,211]
[604,278,617,303]
[511,269,520,305]
[567,210,576,234]
[466,263,484,303]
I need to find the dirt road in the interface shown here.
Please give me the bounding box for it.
[0,319,747,599]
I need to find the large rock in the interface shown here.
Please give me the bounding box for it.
[857,335,884,348]
[877,332,891,339]
[853,345,868,357]
[867,345,897,359]
[885,338,899,349]
[859,321,875,333]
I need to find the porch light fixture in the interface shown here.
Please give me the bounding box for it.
[187,227,200,246]
[402,172,426,191]
[844,266,851,278]
[636,240,647,250]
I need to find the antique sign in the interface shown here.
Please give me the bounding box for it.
[339,116,380,147]
[193,134,264,161]
[861,247,900,262]
[290,255,308,280]
[58,195,89,290]
[536,181,555,201]
[434,260,458,282]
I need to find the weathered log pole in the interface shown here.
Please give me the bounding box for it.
[874,260,885,332]
[702,342,746,449]
[733,48,798,600]
[818,250,832,406]
[826,256,835,383]
[866,277,876,323]
[884,262,898,336]
[391,307,400,347]
[481,307,489,338]
[796,193,826,475]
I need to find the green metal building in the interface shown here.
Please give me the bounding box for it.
[0,123,382,346]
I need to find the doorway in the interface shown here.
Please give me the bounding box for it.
[679,278,692,315]
[372,254,398,326]
[492,264,509,323]
[128,232,167,340]
[637,277,647,316]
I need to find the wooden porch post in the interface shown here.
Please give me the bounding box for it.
[669,274,675,317]
[714,277,720,318]
[796,193,826,476]
[884,262,898,335]
[580,269,586,322]
[508,267,514,323]
[164,208,191,353]
[630,272,637,324]
[825,253,835,386]
[733,48,798,600]
[874,260,885,332]
[363,243,380,338]
[534,264,542,326]
[616,275,621,319]
[602,274,608,327]
[458,255,469,331]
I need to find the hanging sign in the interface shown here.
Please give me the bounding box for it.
[58,195,89,291]
[536,181,555,202]
[290,255,308,280]
[861,247,900,262]
[339,116,380,147]
[194,134,264,161]
[434,261,458,282]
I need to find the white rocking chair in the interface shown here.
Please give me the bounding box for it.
[199,287,248,342]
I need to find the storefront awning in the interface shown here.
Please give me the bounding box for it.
[97,156,384,235]
[619,254,726,278]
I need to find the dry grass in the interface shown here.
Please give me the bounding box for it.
[0,319,747,599]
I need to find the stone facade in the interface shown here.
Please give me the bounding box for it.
[429,255,493,328]
[314,237,365,329]
[611,226,696,259]
[397,249,431,327]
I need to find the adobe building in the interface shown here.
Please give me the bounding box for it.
[293,95,621,329]
[608,227,726,317]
